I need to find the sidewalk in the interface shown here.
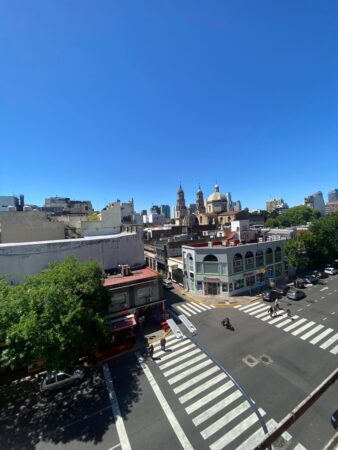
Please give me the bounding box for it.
[177,286,261,308]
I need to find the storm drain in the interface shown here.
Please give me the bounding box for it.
[242,355,259,368]
[260,354,273,365]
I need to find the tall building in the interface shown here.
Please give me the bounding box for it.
[304,191,325,216]
[328,189,338,203]
[174,184,188,224]
[226,192,233,211]
[266,198,288,213]
[151,205,161,215]
[160,204,171,219]
[233,200,242,212]
[196,185,206,214]
[0,195,24,212]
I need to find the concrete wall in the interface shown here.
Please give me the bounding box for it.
[0,211,65,243]
[0,232,144,284]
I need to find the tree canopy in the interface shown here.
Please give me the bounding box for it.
[265,206,320,228]
[0,257,110,371]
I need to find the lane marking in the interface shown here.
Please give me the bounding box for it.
[309,328,333,345]
[174,366,220,394]
[185,380,234,414]
[283,318,306,332]
[179,373,227,404]
[320,332,338,350]
[191,301,210,311]
[320,287,328,291]
[238,302,260,311]
[248,305,269,315]
[300,324,324,341]
[163,354,207,378]
[291,321,315,336]
[153,339,189,356]
[136,353,194,450]
[157,343,195,363]
[330,344,338,355]
[168,359,213,385]
[176,305,192,317]
[322,317,327,321]
[159,348,201,370]
[102,364,131,450]
[182,303,204,313]
[243,303,266,314]
[193,390,242,426]
[275,318,293,328]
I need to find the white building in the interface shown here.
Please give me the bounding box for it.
[143,213,166,225]
[304,191,325,216]
[0,232,144,284]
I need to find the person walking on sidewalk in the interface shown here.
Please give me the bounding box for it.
[160,337,166,352]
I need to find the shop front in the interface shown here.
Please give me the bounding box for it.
[203,278,220,295]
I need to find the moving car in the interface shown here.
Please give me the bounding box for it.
[324,267,338,275]
[287,288,306,300]
[304,275,319,285]
[262,290,280,302]
[40,368,84,396]
[294,278,306,288]
[163,279,173,289]
[273,285,290,296]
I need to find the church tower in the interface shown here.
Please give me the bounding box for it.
[196,185,206,214]
[175,183,187,221]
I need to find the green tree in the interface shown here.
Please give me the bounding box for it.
[310,213,338,265]
[285,238,309,273]
[266,206,320,228]
[0,257,110,371]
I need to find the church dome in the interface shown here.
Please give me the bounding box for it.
[207,184,227,202]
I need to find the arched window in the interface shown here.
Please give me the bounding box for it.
[245,251,254,270]
[233,253,243,274]
[256,250,264,268]
[266,247,273,265]
[274,246,282,262]
[203,254,219,274]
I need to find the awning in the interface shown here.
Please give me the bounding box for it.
[110,314,137,332]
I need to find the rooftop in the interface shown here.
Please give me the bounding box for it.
[103,267,159,287]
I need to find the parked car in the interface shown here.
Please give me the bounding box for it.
[163,279,173,289]
[294,278,306,288]
[304,275,319,285]
[287,289,306,300]
[331,409,338,430]
[40,368,84,396]
[312,270,328,279]
[262,290,280,302]
[324,267,338,275]
[273,285,290,296]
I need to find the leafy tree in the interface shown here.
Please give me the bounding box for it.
[0,257,110,371]
[266,206,320,228]
[310,213,338,265]
[285,237,309,273]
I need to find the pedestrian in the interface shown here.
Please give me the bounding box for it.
[160,337,166,352]
[286,309,292,319]
[269,306,273,318]
[148,344,154,358]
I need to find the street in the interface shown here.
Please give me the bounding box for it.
[1,276,337,450]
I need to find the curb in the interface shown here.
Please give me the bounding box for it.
[181,290,261,308]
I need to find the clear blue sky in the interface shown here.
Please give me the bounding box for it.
[1,1,337,212]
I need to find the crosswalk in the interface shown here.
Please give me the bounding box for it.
[152,334,307,450]
[173,301,216,317]
[234,302,338,355]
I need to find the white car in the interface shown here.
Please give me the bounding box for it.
[324,267,338,275]
[163,279,173,289]
[40,369,84,396]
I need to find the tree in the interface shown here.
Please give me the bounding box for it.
[285,238,309,273]
[265,206,320,228]
[310,213,338,265]
[0,257,110,371]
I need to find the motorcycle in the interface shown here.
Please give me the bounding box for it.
[221,318,234,331]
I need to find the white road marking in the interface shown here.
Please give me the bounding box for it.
[268,314,288,325]
[174,366,220,394]
[159,348,201,370]
[163,354,207,377]
[306,304,311,307]
[136,354,194,450]
[309,328,333,345]
[332,312,336,315]
[179,372,227,404]
[293,443,307,449]
[320,287,328,291]
[248,305,269,315]
[191,301,210,311]
[321,297,325,299]
[243,303,266,313]
[185,380,234,414]
[283,318,307,332]
[275,318,294,328]
[102,364,131,450]
[158,343,195,363]
[328,292,332,295]
[238,302,260,311]
[209,408,266,450]
[182,303,204,313]
[168,359,213,385]
[193,390,242,426]
[330,344,338,355]
[323,317,327,321]
[297,308,303,312]
[108,444,122,450]
[300,324,324,340]
[291,321,315,336]
[201,401,250,439]
[235,418,281,450]
[255,311,270,319]
[153,338,189,356]
[320,333,338,350]
[177,305,192,317]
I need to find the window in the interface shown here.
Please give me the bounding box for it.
[204,262,219,274]
[275,263,283,277]
[219,263,228,275]
[245,251,254,270]
[203,255,218,262]
[57,373,70,382]
[196,262,203,273]
[222,283,228,292]
[196,281,203,290]
[136,286,152,306]
[275,247,282,262]
[109,293,128,313]
[266,248,273,265]
[256,250,264,267]
[45,375,56,385]
[233,254,243,273]
[234,279,245,290]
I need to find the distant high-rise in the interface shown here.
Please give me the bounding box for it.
[266,198,289,213]
[233,200,242,212]
[304,191,325,216]
[226,192,233,211]
[0,195,21,212]
[150,205,161,215]
[328,189,338,203]
[160,204,171,219]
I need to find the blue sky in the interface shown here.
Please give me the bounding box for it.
[1,1,337,213]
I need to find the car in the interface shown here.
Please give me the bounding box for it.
[294,278,306,288]
[331,409,338,430]
[312,270,328,279]
[40,368,84,396]
[287,288,306,300]
[324,267,338,275]
[273,285,290,296]
[304,275,319,285]
[163,279,173,289]
[261,290,280,302]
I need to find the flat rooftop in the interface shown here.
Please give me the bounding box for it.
[103,267,158,287]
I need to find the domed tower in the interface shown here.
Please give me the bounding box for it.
[175,183,187,220]
[196,184,206,214]
[206,183,228,213]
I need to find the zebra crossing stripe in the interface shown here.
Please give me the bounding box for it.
[174,367,220,394]
[248,305,269,315]
[158,343,196,363]
[191,301,210,311]
[238,302,260,311]
[153,338,189,355]
[193,390,242,426]
[309,328,333,345]
[291,321,316,336]
[168,359,213,385]
[201,400,250,439]
[209,408,266,450]
[300,324,324,341]
[159,348,201,370]
[183,303,204,313]
[293,444,307,449]
[177,305,192,317]
[268,314,288,325]
[320,332,338,350]
[243,303,265,314]
[233,304,242,309]
[275,316,298,328]
[163,354,207,378]
[185,380,235,414]
[330,344,338,355]
[255,310,270,319]
[210,305,216,308]
[234,418,275,450]
[283,318,307,332]
[179,372,227,404]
